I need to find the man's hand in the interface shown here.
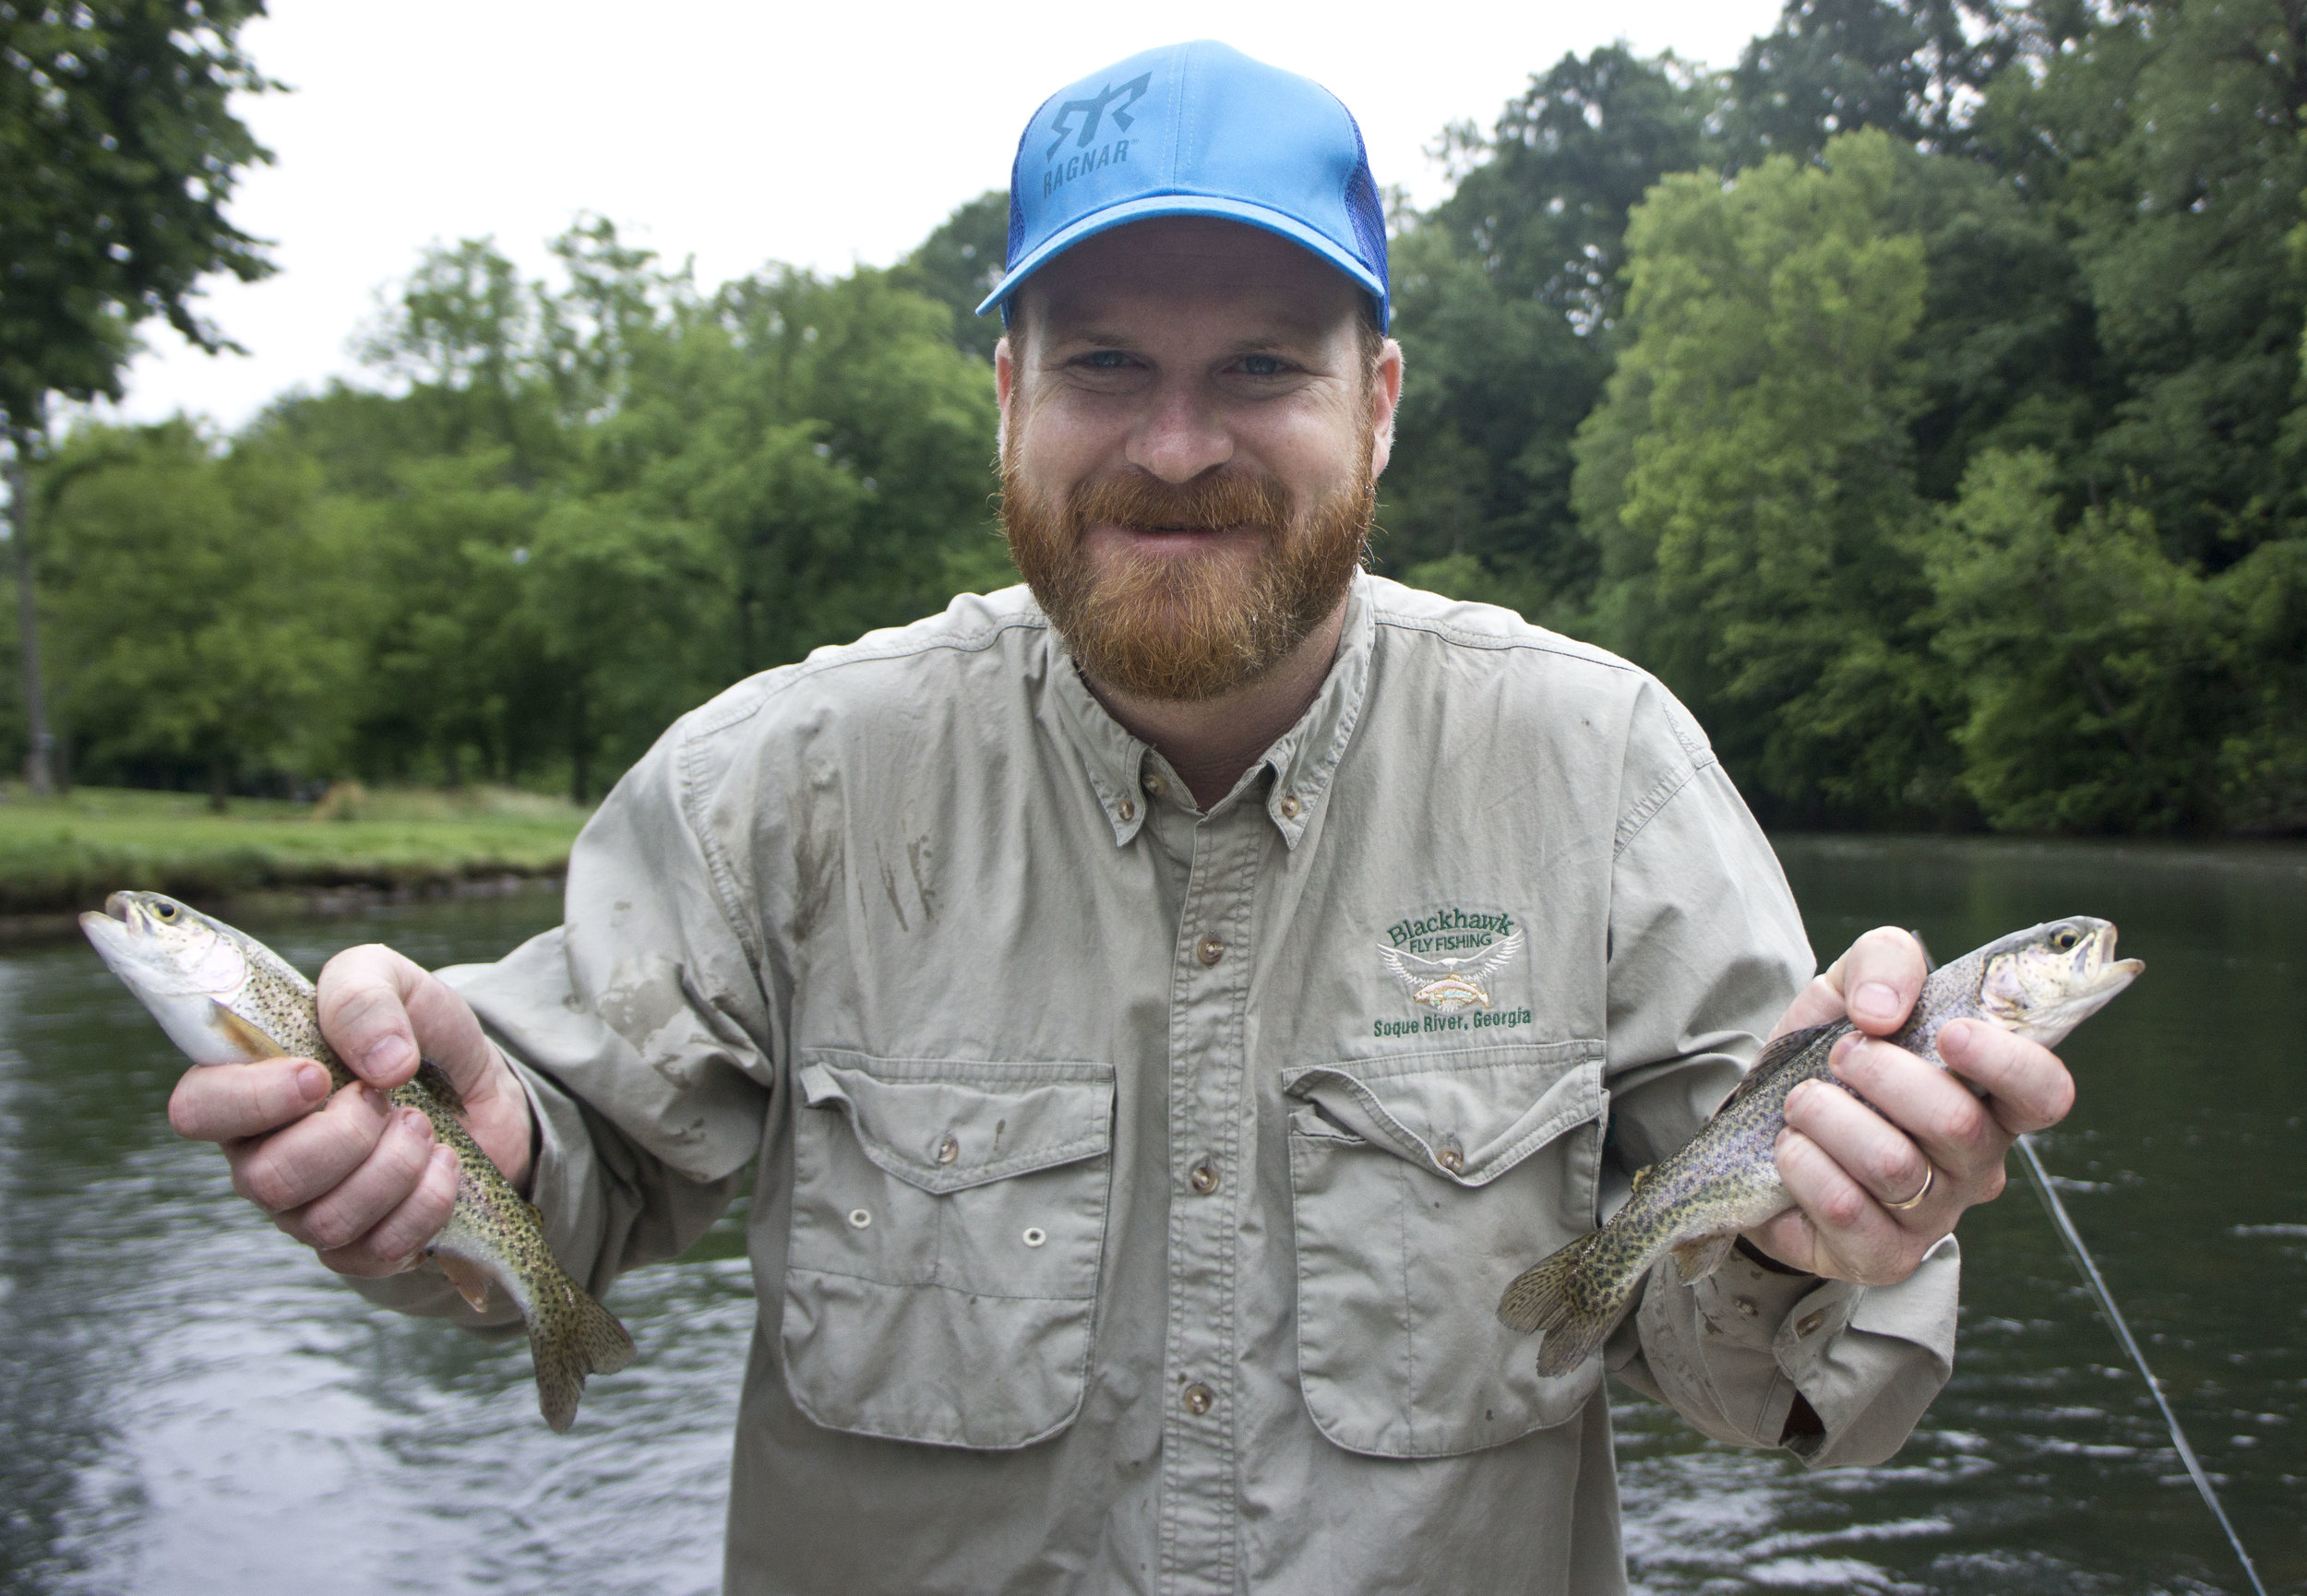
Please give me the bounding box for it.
[164,945,536,1280]
[1741,926,2077,1284]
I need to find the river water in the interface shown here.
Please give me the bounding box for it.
[1,839,2299,1594]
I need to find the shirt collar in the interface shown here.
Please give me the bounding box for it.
[1045,572,1376,850]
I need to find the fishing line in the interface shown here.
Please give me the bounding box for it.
[2014,1134,2267,1596]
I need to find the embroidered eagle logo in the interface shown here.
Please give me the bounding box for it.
[1379,930,1524,1012]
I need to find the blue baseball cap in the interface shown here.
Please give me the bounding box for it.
[975,41,1390,332]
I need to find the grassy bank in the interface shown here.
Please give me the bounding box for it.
[0,784,591,916]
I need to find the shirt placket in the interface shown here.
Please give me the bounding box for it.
[1157,793,1266,1596]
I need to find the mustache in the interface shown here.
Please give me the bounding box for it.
[1067,469,1293,533]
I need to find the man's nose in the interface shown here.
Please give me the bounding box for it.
[1124,379,1232,483]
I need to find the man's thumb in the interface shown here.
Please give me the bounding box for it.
[316,943,494,1094]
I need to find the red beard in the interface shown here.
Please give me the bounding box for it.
[1001,451,1374,702]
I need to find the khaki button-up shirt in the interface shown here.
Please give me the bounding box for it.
[360,575,1958,1595]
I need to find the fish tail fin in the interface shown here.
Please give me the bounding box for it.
[531,1273,638,1435]
[1497,1231,1644,1377]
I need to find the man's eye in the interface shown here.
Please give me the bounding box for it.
[1081,350,1131,369]
[1239,355,1285,376]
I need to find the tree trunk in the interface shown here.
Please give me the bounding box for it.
[209,753,230,813]
[5,428,56,797]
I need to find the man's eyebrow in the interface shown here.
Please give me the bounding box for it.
[1039,327,1334,357]
[1041,327,1140,351]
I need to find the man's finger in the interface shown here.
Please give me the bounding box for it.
[319,1145,461,1279]
[317,943,496,1094]
[1774,1125,1913,1284]
[1940,1019,2075,1137]
[1783,1074,1942,1213]
[1770,926,1930,1039]
[1823,1035,2009,1186]
[227,1080,395,1214]
[277,1104,438,1252]
[169,1057,333,1144]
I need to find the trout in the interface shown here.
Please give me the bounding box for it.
[83,890,634,1431]
[1499,916,2143,1376]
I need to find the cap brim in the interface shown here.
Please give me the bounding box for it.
[974,194,1387,325]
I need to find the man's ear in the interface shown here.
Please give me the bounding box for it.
[1368,338,1405,480]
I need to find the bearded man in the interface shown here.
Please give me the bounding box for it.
[168,42,2078,1596]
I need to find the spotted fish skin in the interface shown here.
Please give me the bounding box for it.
[82,891,634,1431]
[1498,918,2143,1378]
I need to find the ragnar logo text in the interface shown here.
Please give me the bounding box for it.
[1043,138,1130,200]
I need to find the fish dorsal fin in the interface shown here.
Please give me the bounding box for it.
[209,1001,287,1060]
[1628,1163,1654,1196]
[1718,1020,1847,1115]
[414,1057,465,1114]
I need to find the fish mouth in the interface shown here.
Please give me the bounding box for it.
[2085,922,2146,988]
[102,892,132,923]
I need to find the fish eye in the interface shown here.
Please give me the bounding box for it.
[155,902,176,920]
[2050,927,2079,951]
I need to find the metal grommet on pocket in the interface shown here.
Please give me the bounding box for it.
[935,1133,960,1165]
[1022,1227,1047,1248]
[1436,1143,1465,1175]
[847,1208,872,1229]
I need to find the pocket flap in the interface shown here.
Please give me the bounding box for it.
[1283,1042,1604,1187]
[798,1053,1113,1195]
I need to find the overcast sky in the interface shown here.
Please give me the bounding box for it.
[105,0,1788,430]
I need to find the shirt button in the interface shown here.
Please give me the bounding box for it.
[1795,1310,1826,1337]
[935,1134,960,1165]
[1196,935,1225,966]
[1734,1295,1759,1318]
[1118,798,1136,822]
[1181,1382,1215,1415]
[1278,793,1302,819]
[1436,1145,1465,1174]
[1142,772,1166,796]
[1189,1159,1220,1195]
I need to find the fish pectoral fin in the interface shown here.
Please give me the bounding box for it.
[209,1002,287,1060]
[1670,1233,1738,1284]
[435,1250,493,1314]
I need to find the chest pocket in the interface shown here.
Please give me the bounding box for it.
[1285,1041,1608,1459]
[783,1052,1115,1450]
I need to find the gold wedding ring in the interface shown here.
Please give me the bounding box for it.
[1883,1161,1936,1212]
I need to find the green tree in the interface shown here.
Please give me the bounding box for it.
[37,421,351,804]
[1381,47,1715,619]
[891,190,1010,363]
[1,0,278,792]
[1573,130,1955,818]
[1983,0,2307,566]
[1723,0,2019,165]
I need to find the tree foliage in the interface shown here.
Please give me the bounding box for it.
[16,0,2307,832]
[0,0,276,423]
[1384,0,2307,832]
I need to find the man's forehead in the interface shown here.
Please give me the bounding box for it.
[1022,218,1363,340]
